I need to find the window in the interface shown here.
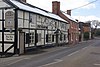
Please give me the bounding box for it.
[46,34,52,43]
[55,22,57,29]
[30,33,35,44]
[61,23,65,29]
[37,15,42,24]
[41,17,46,25]
[29,15,32,22]
[52,35,54,42]
[46,34,48,42]
[25,33,34,44]
[26,33,30,44]
[29,14,36,24]
[65,24,68,30]
[60,34,62,41]
[64,34,66,40]
[48,34,51,42]
[38,33,41,42]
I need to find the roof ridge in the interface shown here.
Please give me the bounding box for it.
[61,11,77,22]
[10,0,68,23]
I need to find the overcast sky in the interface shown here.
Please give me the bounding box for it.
[27,0,100,22]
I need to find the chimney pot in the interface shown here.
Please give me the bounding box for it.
[67,10,71,16]
[21,0,26,3]
[16,0,26,3]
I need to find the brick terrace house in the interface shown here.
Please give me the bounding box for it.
[83,23,91,40]
[79,22,84,41]
[52,1,79,45]
[79,22,91,41]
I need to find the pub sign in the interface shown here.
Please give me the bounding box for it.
[5,11,15,29]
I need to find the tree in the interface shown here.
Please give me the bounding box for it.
[86,20,100,38]
[84,32,89,40]
[95,29,100,36]
[86,20,100,29]
[91,20,100,29]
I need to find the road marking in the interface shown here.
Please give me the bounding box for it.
[39,59,63,67]
[7,59,24,66]
[82,46,88,50]
[23,57,31,59]
[67,50,79,57]
[54,59,63,62]
[7,57,31,66]
[67,46,89,57]
[94,64,100,66]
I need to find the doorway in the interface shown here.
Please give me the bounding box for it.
[19,32,25,55]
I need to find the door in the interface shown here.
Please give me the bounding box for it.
[19,32,25,55]
[56,34,59,46]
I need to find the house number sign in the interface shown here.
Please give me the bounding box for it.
[5,34,14,41]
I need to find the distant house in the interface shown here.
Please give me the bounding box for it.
[52,1,79,45]
[0,0,69,55]
[83,23,91,40]
[79,22,91,41]
[79,22,84,41]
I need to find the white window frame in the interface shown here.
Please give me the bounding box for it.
[30,33,35,44]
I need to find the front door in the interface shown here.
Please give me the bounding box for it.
[56,34,58,46]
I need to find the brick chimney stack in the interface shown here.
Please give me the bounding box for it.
[16,0,26,3]
[21,0,26,3]
[67,10,71,16]
[52,1,60,15]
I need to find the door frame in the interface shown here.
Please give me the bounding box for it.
[19,32,25,55]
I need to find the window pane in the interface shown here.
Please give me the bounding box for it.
[52,35,54,42]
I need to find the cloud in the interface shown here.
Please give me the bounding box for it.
[73,15,100,22]
[27,0,96,11]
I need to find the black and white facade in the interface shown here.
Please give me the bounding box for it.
[0,0,69,55]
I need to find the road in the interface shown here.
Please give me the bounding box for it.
[0,38,100,67]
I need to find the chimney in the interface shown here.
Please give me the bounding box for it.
[21,0,26,3]
[52,1,60,15]
[67,10,71,16]
[16,0,26,3]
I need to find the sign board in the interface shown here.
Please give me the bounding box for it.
[37,25,48,29]
[5,11,15,29]
[4,34,14,41]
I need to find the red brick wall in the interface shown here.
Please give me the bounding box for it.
[83,23,91,32]
[67,10,71,16]
[83,27,90,32]
[69,21,79,44]
[22,0,26,2]
[52,1,60,15]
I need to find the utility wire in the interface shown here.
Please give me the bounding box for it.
[66,0,98,11]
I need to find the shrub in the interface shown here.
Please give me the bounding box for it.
[84,32,89,40]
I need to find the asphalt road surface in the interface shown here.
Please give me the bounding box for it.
[0,38,100,67]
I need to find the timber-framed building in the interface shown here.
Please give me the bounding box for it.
[0,0,69,55]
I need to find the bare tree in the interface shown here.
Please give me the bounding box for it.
[86,20,100,37]
[86,20,100,28]
[91,20,100,29]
